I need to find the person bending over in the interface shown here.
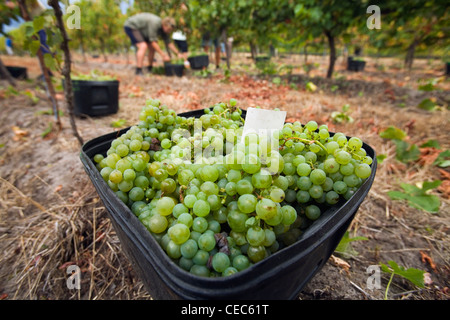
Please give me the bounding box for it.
[124,13,183,75]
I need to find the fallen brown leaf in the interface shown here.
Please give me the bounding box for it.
[12,126,28,141]
[420,251,437,271]
[330,255,351,274]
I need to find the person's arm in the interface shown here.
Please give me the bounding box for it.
[150,41,170,62]
[168,42,183,59]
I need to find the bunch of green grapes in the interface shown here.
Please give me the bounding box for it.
[93,98,373,277]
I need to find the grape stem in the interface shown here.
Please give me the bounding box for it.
[285,137,328,153]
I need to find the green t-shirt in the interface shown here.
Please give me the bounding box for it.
[124,13,168,42]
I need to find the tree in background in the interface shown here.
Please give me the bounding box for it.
[293,0,367,78]
[376,0,449,70]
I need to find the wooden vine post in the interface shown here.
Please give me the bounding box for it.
[48,0,83,146]
[17,0,62,131]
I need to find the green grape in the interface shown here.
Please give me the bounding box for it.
[281,205,297,226]
[109,169,123,184]
[325,190,340,205]
[134,175,149,189]
[197,232,216,251]
[200,181,219,195]
[252,170,272,189]
[166,240,181,259]
[309,143,321,153]
[309,185,323,199]
[305,120,318,132]
[273,175,289,191]
[184,194,197,208]
[237,194,258,213]
[340,163,355,176]
[168,223,190,245]
[348,137,363,151]
[116,190,128,203]
[172,203,188,218]
[324,158,340,174]
[129,187,145,201]
[118,180,133,192]
[192,250,209,265]
[227,169,241,182]
[310,169,327,185]
[282,163,296,176]
[344,174,361,188]
[123,168,136,181]
[335,150,351,165]
[363,156,373,165]
[200,165,219,182]
[178,257,193,271]
[192,216,208,233]
[305,205,321,220]
[94,154,104,164]
[161,178,177,194]
[193,199,211,217]
[177,212,193,228]
[207,194,222,211]
[326,141,340,155]
[319,128,330,140]
[156,196,176,216]
[242,153,261,174]
[129,139,142,152]
[292,155,306,167]
[296,190,310,203]
[232,254,250,271]
[132,158,147,171]
[262,228,276,247]
[161,138,172,149]
[297,176,312,191]
[297,163,311,176]
[208,219,221,233]
[212,252,231,273]
[246,226,265,246]
[255,198,278,221]
[178,169,194,186]
[264,204,283,226]
[236,179,254,195]
[321,177,334,192]
[180,239,198,259]
[355,163,371,179]
[247,245,266,263]
[269,187,285,203]
[225,181,237,196]
[333,181,348,195]
[227,210,248,232]
[148,214,168,233]
[222,267,238,276]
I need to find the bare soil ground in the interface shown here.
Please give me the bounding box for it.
[0,52,449,300]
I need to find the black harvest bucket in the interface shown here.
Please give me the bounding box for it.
[79,109,377,299]
[1,66,28,80]
[188,55,209,70]
[71,79,119,117]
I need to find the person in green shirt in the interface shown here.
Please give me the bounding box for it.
[124,13,183,75]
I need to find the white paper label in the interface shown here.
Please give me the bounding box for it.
[241,107,286,142]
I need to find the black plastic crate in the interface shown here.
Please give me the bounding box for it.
[80,109,377,300]
[1,66,28,80]
[347,57,366,72]
[164,63,184,77]
[188,55,209,70]
[71,79,119,117]
[255,55,270,63]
